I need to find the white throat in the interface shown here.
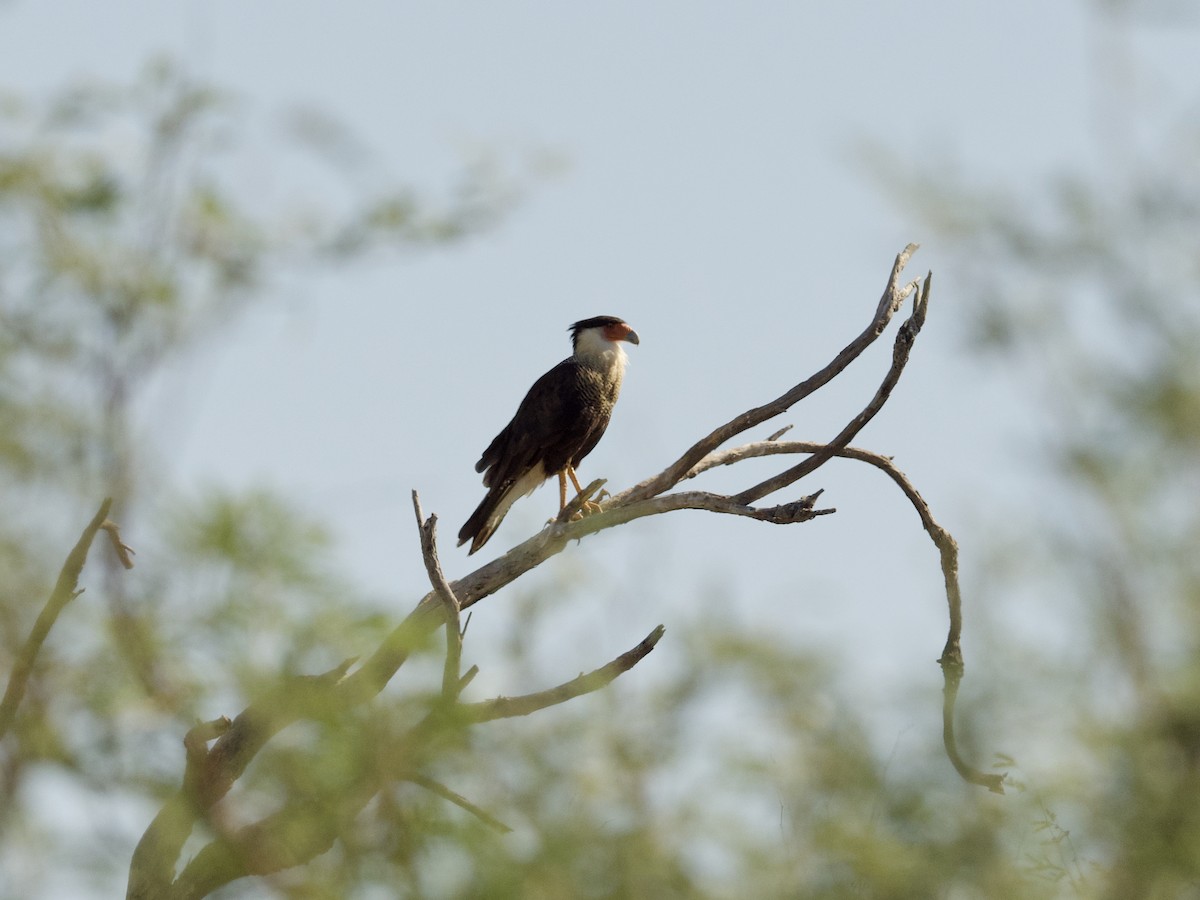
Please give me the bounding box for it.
[573,327,628,375]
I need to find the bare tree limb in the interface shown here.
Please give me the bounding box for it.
[128,244,997,899]
[462,625,666,723]
[412,491,464,699]
[556,477,607,522]
[686,437,1004,792]
[0,499,114,740]
[167,626,664,897]
[339,247,931,712]
[196,657,356,808]
[611,243,924,506]
[732,270,930,505]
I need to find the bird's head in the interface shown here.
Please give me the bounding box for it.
[569,316,640,361]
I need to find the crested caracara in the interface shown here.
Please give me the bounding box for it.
[458,315,640,554]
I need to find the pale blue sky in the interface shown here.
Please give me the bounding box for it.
[0,0,1170,752]
[10,3,1200,896]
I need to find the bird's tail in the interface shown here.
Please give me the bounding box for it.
[458,491,506,555]
[458,464,548,555]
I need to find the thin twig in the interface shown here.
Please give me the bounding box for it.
[463,625,666,723]
[404,773,513,833]
[611,243,923,506]
[0,499,113,740]
[458,665,480,694]
[766,425,793,441]
[732,270,930,505]
[412,491,464,699]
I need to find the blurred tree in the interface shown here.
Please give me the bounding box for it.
[0,57,516,897]
[19,7,1200,895]
[860,2,1200,896]
[0,55,1007,896]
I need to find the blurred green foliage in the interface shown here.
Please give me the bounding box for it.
[0,58,514,897]
[861,20,1200,894]
[3,14,1200,897]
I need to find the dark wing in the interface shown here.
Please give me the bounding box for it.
[458,359,589,552]
[569,403,613,469]
[475,358,600,490]
[459,357,621,553]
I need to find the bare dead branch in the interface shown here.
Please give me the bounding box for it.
[463,624,666,723]
[412,491,464,699]
[127,791,195,900]
[340,248,932,712]
[732,271,931,505]
[0,499,114,740]
[172,791,373,900]
[685,436,1004,792]
[166,626,663,897]
[129,244,994,898]
[611,243,924,506]
[196,657,356,809]
[766,424,793,441]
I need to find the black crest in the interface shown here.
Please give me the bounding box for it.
[569,316,626,349]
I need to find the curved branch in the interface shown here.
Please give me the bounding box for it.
[732,270,930,505]
[169,626,665,897]
[686,437,1005,792]
[343,486,835,706]
[463,624,666,723]
[129,244,995,898]
[341,247,929,700]
[612,243,924,506]
[0,498,114,740]
[127,717,232,900]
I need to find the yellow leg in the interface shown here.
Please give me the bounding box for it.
[567,466,585,495]
[558,470,568,511]
[566,466,603,516]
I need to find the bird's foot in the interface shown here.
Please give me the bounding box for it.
[564,499,603,522]
[579,498,604,517]
[556,478,608,524]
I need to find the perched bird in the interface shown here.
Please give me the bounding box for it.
[458,315,640,555]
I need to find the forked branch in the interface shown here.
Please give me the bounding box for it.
[129,244,999,900]
[612,242,925,506]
